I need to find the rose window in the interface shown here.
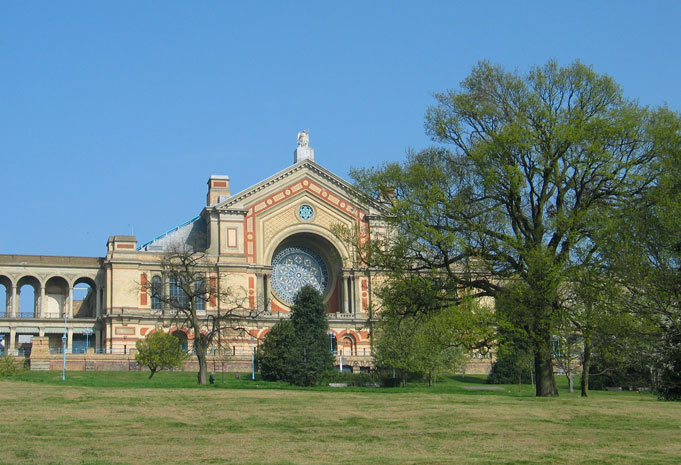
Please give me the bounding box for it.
[271,246,329,305]
[298,204,314,221]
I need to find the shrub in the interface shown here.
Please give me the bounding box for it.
[0,356,21,377]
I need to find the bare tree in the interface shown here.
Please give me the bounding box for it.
[144,246,260,384]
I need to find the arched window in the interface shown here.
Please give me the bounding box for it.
[341,336,356,356]
[151,276,162,310]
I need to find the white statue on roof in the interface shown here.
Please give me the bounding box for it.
[297,130,310,148]
[294,129,315,164]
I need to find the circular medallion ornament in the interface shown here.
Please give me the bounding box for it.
[298,204,314,221]
[271,246,329,305]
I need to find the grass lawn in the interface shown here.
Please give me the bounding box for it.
[1,371,679,465]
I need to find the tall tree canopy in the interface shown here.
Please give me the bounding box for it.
[598,110,681,399]
[353,60,678,396]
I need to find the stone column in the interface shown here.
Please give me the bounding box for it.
[342,276,349,314]
[68,287,74,318]
[67,327,73,351]
[263,273,271,311]
[10,286,17,318]
[207,214,220,255]
[39,285,46,318]
[347,276,355,314]
[352,275,360,315]
[9,327,16,351]
[96,287,102,318]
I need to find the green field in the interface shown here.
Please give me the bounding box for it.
[1,371,679,465]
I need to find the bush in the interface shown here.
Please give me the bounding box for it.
[657,321,681,400]
[320,370,378,387]
[487,350,533,385]
[0,356,21,377]
[588,362,652,391]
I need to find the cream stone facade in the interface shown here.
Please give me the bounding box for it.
[0,140,387,372]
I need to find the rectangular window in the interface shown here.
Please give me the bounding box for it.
[169,276,188,308]
[151,276,162,310]
[194,277,205,311]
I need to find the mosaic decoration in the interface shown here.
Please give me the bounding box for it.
[298,204,314,221]
[271,246,328,305]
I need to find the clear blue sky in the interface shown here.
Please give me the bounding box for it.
[2,1,680,257]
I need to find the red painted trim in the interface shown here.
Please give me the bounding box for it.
[243,176,371,265]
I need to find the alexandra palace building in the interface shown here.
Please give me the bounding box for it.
[0,134,386,372]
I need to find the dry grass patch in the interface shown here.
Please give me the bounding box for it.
[0,379,680,464]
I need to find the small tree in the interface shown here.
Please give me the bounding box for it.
[135,330,187,379]
[374,299,475,387]
[289,285,335,386]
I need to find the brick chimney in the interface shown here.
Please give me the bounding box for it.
[207,175,230,206]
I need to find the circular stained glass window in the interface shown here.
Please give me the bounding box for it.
[271,246,329,305]
[298,204,314,221]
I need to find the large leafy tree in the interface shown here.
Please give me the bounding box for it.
[600,112,681,399]
[353,60,674,396]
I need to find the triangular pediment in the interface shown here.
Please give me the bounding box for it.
[208,160,381,216]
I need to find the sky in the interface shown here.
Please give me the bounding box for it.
[1,1,680,257]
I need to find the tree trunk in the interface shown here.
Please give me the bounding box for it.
[428,369,434,387]
[535,341,558,397]
[148,368,157,379]
[195,343,208,385]
[567,374,573,393]
[402,372,408,388]
[581,336,591,397]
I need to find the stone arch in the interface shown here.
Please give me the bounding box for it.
[73,276,97,318]
[0,274,12,317]
[266,231,345,312]
[170,328,189,353]
[45,276,69,318]
[340,333,357,356]
[16,275,40,318]
[263,223,351,268]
